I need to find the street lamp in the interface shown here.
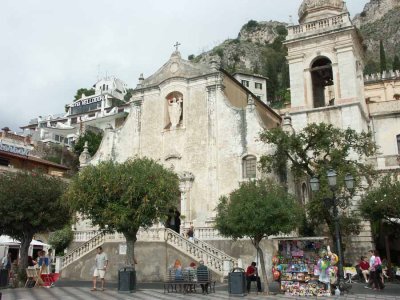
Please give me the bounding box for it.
[310,170,354,291]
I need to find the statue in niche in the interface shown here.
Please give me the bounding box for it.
[168,96,183,128]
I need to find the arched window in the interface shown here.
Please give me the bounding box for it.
[397,134,400,154]
[311,57,334,108]
[242,155,257,179]
[165,91,183,129]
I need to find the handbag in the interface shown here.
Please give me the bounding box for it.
[376,264,382,272]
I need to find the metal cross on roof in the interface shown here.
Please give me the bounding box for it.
[174,41,181,51]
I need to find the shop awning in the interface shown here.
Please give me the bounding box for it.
[0,235,50,247]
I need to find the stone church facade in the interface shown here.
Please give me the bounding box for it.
[87,51,281,230]
[74,0,400,261]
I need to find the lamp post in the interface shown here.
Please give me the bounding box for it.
[310,170,354,290]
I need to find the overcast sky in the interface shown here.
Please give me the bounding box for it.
[0,0,368,131]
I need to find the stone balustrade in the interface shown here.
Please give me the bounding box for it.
[364,70,400,83]
[367,155,400,170]
[368,100,400,115]
[287,13,351,40]
[62,232,106,269]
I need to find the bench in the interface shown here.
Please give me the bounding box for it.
[163,268,216,294]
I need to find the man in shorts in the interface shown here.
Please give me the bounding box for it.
[91,246,108,291]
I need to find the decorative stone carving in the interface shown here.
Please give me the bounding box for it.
[79,141,92,168]
[165,153,182,161]
[298,0,345,21]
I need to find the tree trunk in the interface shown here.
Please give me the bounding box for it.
[20,232,34,272]
[123,232,137,268]
[253,239,270,295]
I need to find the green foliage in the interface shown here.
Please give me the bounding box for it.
[364,59,379,75]
[41,143,79,173]
[380,40,387,73]
[64,158,180,265]
[188,54,195,61]
[259,34,289,102]
[276,25,288,36]
[259,123,378,241]
[0,171,71,270]
[242,20,259,32]
[74,88,95,101]
[124,88,134,102]
[213,47,224,59]
[48,226,74,255]
[73,130,103,157]
[215,179,303,240]
[215,179,302,294]
[361,172,400,225]
[393,55,400,71]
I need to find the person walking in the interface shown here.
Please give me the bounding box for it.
[365,250,375,289]
[372,251,384,290]
[91,246,108,292]
[187,225,194,242]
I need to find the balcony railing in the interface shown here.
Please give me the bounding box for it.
[287,13,351,40]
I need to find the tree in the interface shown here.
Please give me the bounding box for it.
[361,172,400,264]
[73,130,103,157]
[40,143,79,173]
[64,158,180,266]
[48,226,74,256]
[0,171,71,270]
[124,88,134,102]
[393,55,400,71]
[259,123,378,253]
[74,88,95,101]
[379,40,387,73]
[364,59,379,75]
[215,179,303,294]
[361,172,400,227]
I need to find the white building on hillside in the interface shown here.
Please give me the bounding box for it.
[233,72,268,104]
[21,76,130,148]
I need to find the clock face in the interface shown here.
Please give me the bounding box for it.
[170,62,179,74]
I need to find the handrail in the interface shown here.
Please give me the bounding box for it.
[62,231,106,269]
[193,237,237,262]
[164,228,236,274]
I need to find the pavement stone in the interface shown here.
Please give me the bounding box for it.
[1,281,399,300]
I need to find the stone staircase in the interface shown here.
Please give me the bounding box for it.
[60,227,238,277]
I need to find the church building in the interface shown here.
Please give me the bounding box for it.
[87,50,281,230]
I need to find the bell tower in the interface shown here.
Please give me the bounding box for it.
[285,0,366,120]
[284,0,373,261]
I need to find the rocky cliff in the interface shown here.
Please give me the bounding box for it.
[354,0,400,71]
[191,20,289,104]
[190,0,400,102]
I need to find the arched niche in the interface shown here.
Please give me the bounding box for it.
[165,91,183,129]
[310,57,334,108]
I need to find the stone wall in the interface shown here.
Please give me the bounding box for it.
[61,241,221,282]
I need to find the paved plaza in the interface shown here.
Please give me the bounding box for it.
[1,281,400,300]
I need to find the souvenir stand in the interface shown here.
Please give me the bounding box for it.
[272,237,339,297]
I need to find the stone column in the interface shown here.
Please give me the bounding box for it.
[179,172,195,227]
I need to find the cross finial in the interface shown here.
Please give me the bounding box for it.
[174,41,181,51]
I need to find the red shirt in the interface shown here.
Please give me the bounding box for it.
[359,261,369,271]
[246,265,256,276]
